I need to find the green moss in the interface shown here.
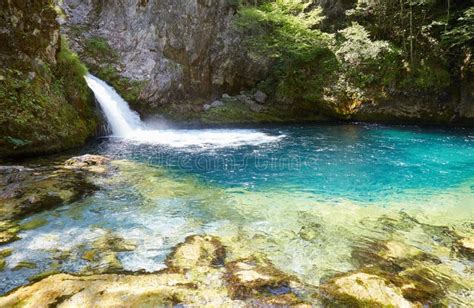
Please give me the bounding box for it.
[28,269,61,283]
[0,249,13,258]
[20,218,48,231]
[94,64,146,105]
[0,35,99,157]
[84,36,118,60]
[13,261,37,270]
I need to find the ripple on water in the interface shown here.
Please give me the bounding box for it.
[1,124,473,305]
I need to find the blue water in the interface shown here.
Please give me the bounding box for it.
[93,123,474,202]
[2,123,474,300]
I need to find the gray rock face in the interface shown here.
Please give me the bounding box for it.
[61,0,268,113]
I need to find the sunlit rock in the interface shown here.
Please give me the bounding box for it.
[0,221,20,245]
[81,232,137,273]
[0,235,309,307]
[225,256,304,305]
[166,235,225,271]
[64,154,112,174]
[454,236,474,259]
[320,272,416,307]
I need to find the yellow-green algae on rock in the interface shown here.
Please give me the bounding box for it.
[0,235,311,307]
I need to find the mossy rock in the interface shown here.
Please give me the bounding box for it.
[20,218,48,231]
[13,261,37,270]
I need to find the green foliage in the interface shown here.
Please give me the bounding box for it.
[237,0,330,61]
[442,7,474,50]
[329,23,399,101]
[236,0,337,102]
[349,0,471,88]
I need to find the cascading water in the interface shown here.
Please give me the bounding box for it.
[85,74,284,148]
[85,75,142,136]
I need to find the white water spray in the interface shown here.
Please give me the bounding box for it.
[85,74,284,148]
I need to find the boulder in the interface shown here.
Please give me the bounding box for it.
[210,100,224,108]
[254,90,268,104]
[248,102,264,113]
[64,154,112,174]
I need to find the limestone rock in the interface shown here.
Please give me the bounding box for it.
[225,256,303,304]
[0,164,96,222]
[64,154,112,174]
[321,272,416,307]
[60,0,269,113]
[166,235,225,271]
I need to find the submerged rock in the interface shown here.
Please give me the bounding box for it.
[81,232,137,274]
[320,272,416,307]
[0,155,112,246]
[0,249,13,271]
[225,256,305,305]
[166,235,225,271]
[0,221,20,245]
[0,235,310,307]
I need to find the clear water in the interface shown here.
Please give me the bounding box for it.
[2,123,474,305]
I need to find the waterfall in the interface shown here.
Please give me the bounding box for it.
[85,74,284,148]
[85,74,142,136]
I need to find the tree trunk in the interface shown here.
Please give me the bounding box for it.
[409,2,414,70]
[445,0,450,32]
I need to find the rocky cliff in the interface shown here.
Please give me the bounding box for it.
[60,0,268,119]
[0,0,99,158]
[60,0,473,126]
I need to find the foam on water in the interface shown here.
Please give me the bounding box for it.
[85,74,284,148]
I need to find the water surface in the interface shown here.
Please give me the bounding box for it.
[1,123,473,304]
